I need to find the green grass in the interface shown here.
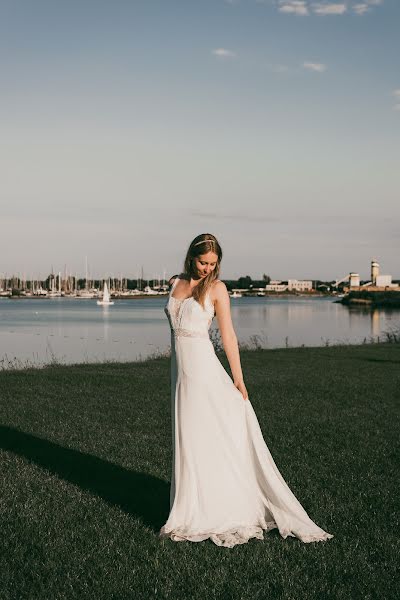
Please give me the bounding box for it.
[0,343,399,600]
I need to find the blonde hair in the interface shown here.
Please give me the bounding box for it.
[181,233,223,308]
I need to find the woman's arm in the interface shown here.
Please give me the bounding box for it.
[212,281,248,401]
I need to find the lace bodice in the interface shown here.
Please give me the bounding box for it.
[165,277,215,339]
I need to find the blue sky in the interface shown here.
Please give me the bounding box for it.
[0,0,398,280]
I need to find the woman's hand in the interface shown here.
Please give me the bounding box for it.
[235,380,248,401]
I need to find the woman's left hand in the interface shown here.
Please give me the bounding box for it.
[235,380,248,401]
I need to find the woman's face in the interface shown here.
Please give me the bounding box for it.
[194,251,218,278]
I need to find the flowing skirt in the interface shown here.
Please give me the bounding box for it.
[159,336,334,548]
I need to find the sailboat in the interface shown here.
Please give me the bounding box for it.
[97,281,114,306]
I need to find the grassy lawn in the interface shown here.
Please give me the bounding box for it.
[0,343,399,600]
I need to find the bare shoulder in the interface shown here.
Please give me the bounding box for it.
[211,279,226,291]
[210,280,229,301]
[168,274,180,286]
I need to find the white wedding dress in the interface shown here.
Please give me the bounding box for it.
[159,277,333,548]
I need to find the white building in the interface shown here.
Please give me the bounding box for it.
[349,273,360,288]
[376,275,393,288]
[287,279,313,292]
[265,281,288,292]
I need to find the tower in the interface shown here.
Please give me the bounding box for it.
[371,259,380,286]
[349,273,360,288]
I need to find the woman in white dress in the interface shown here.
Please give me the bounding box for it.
[159,233,333,548]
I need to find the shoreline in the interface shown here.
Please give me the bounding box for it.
[340,290,400,308]
[1,339,398,373]
[3,292,332,300]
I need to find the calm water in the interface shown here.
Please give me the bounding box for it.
[0,296,399,368]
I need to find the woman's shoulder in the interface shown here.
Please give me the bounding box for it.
[168,275,179,286]
[211,279,226,290]
[210,279,228,301]
[168,273,186,286]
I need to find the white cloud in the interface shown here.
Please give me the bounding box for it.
[353,3,370,14]
[353,0,384,15]
[394,104,400,111]
[278,1,309,15]
[212,48,237,58]
[302,61,327,72]
[312,3,347,14]
[393,89,400,99]
[277,1,383,16]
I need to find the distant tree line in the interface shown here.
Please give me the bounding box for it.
[222,274,271,291]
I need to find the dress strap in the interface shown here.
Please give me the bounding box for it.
[169,276,180,296]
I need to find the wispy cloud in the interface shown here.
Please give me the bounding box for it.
[302,61,327,72]
[350,0,384,15]
[353,3,370,15]
[212,48,237,59]
[312,3,347,15]
[352,0,384,12]
[277,0,383,16]
[278,1,309,15]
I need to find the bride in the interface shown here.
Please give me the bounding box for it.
[159,233,333,548]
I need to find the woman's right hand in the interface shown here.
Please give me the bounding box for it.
[235,380,248,401]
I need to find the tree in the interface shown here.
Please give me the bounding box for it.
[238,276,252,289]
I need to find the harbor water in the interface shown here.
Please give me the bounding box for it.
[0,296,399,369]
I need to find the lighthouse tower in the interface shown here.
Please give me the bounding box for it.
[371,259,380,286]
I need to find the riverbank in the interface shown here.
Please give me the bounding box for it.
[0,343,398,599]
[341,290,400,308]
[3,291,330,300]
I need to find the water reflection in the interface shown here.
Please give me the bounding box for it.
[102,305,110,342]
[371,309,380,337]
[0,296,398,367]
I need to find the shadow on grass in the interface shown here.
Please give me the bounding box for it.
[0,425,170,532]
[363,358,400,365]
